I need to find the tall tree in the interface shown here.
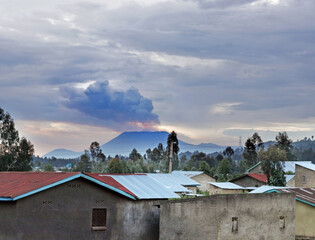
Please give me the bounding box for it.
[166,131,179,172]
[129,148,142,162]
[223,146,234,158]
[243,132,264,167]
[275,132,296,161]
[259,145,287,186]
[75,150,92,172]
[0,107,34,171]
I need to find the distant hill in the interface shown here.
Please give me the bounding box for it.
[42,131,226,158]
[42,149,83,159]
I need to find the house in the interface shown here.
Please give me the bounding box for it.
[251,186,315,239]
[246,161,312,174]
[246,161,312,187]
[0,172,180,240]
[295,162,315,187]
[230,173,268,187]
[172,171,216,193]
[208,182,244,195]
[158,193,295,240]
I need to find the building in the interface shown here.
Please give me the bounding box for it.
[208,182,244,195]
[172,171,216,193]
[251,186,315,239]
[230,173,267,187]
[158,193,295,240]
[295,162,315,188]
[0,172,180,240]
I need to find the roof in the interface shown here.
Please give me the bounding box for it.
[146,174,194,193]
[285,174,295,183]
[249,185,288,194]
[209,182,244,190]
[0,172,181,201]
[109,174,180,199]
[247,161,312,173]
[172,170,204,178]
[0,172,80,200]
[250,186,315,207]
[248,173,268,183]
[231,173,267,183]
[295,162,315,171]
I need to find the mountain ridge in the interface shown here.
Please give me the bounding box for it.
[42,131,226,158]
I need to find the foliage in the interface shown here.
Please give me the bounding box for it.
[243,132,263,166]
[275,132,296,161]
[42,163,55,172]
[223,146,234,158]
[75,150,92,172]
[258,146,287,186]
[215,158,232,182]
[129,148,142,162]
[89,141,106,162]
[107,157,125,173]
[0,107,34,171]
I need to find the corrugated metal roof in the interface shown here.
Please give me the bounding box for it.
[250,186,315,207]
[83,173,137,198]
[249,185,288,194]
[0,172,80,198]
[110,175,181,199]
[209,182,244,190]
[295,162,315,171]
[285,174,295,183]
[172,170,204,178]
[247,161,312,173]
[0,172,80,200]
[146,174,192,193]
[248,174,268,183]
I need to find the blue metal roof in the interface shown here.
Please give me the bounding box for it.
[147,174,193,193]
[209,182,244,190]
[110,175,181,199]
[295,162,315,171]
[171,171,203,185]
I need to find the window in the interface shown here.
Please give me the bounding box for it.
[92,208,107,231]
[232,217,238,232]
[279,216,285,229]
[302,175,306,183]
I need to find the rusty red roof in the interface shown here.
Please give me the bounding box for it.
[248,173,268,183]
[0,172,79,198]
[277,188,315,207]
[84,173,137,198]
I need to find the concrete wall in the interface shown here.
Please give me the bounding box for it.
[295,165,315,188]
[0,178,160,240]
[295,201,315,239]
[208,184,244,195]
[192,174,216,192]
[231,176,265,188]
[159,193,295,240]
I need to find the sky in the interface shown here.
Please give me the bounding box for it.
[0,0,315,156]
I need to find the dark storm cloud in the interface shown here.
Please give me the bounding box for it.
[60,81,159,125]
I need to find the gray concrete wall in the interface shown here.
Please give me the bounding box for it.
[0,178,159,240]
[192,174,216,192]
[159,193,295,240]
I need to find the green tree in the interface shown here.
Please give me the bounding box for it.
[166,131,179,172]
[259,145,287,186]
[75,150,92,172]
[0,107,34,171]
[215,158,232,182]
[43,163,55,172]
[223,146,234,158]
[90,141,106,162]
[129,148,142,161]
[243,132,263,166]
[275,132,296,161]
[107,157,125,173]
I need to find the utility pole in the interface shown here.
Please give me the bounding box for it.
[169,141,173,174]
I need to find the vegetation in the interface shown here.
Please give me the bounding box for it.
[0,107,34,171]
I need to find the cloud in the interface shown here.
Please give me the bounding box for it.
[60,81,159,127]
